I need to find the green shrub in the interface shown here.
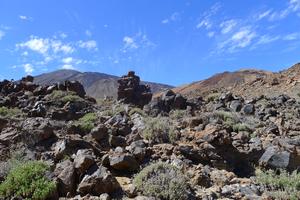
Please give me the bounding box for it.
[169,109,187,119]
[101,104,126,116]
[142,117,179,144]
[129,107,146,117]
[232,123,251,132]
[47,90,84,103]
[0,106,22,118]
[133,162,189,200]
[255,168,300,200]
[76,112,97,132]
[206,93,219,102]
[0,161,56,200]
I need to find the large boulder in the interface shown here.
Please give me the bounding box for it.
[117,71,152,108]
[147,90,187,114]
[74,149,96,175]
[259,145,300,170]
[77,166,120,195]
[65,80,86,98]
[109,153,139,172]
[54,160,76,197]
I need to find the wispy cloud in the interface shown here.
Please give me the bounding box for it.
[19,15,32,21]
[23,63,34,74]
[0,30,5,40]
[268,0,300,21]
[196,2,221,30]
[78,40,98,51]
[220,19,237,34]
[15,34,100,74]
[283,32,300,40]
[85,30,92,37]
[161,12,180,24]
[122,32,155,52]
[218,26,256,53]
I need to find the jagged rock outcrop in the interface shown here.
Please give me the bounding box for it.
[117,71,152,108]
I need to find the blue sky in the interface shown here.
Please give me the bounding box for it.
[0,0,300,86]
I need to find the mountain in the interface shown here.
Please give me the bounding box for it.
[173,63,300,99]
[34,69,173,99]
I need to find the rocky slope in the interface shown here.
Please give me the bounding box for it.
[173,63,300,100]
[34,69,173,99]
[0,68,300,200]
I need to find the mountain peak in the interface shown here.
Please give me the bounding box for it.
[34,70,173,99]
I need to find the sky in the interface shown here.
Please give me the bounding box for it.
[0,0,300,86]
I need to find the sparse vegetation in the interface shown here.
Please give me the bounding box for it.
[169,109,187,119]
[133,162,189,200]
[0,161,56,200]
[232,123,251,132]
[101,104,127,116]
[129,107,146,117]
[0,106,23,118]
[206,93,220,102]
[76,112,97,132]
[255,168,300,200]
[142,117,179,144]
[212,111,238,125]
[47,90,84,104]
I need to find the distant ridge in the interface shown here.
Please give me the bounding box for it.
[172,63,300,99]
[34,69,173,99]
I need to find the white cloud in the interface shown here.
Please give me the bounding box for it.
[78,40,98,51]
[161,19,169,24]
[122,32,155,53]
[218,26,256,52]
[19,15,33,21]
[196,19,212,29]
[62,64,75,70]
[123,36,138,50]
[21,51,29,56]
[196,2,221,30]
[268,0,300,21]
[283,33,300,40]
[85,30,92,37]
[62,57,73,64]
[220,20,237,34]
[51,40,74,54]
[18,37,50,55]
[231,27,256,48]
[19,15,28,20]
[161,12,180,24]
[256,35,280,45]
[0,30,5,40]
[59,33,68,39]
[17,36,75,56]
[23,63,34,74]
[256,10,272,20]
[207,32,215,38]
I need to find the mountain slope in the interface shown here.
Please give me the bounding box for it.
[34,70,173,99]
[173,63,300,99]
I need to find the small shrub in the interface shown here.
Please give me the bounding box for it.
[211,111,238,126]
[0,106,22,118]
[133,162,189,200]
[47,90,84,104]
[142,117,178,144]
[169,109,187,119]
[255,168,300,200]
[232,123,251,132]
[76,112,97,132]
[206,93,219,102]
[0,161,56,200]
[101,104,126,116]
[129,107,146,117]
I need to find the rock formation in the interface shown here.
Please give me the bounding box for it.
[117,71,152,108]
